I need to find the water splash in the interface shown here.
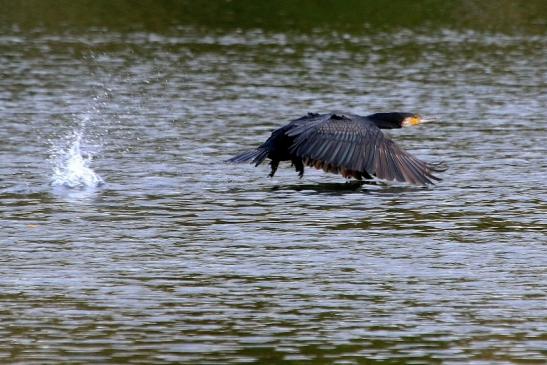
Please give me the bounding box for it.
[50,130,104,189]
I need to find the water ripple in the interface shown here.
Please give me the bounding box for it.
[0,26,546,364]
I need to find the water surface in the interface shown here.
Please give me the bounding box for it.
[1,2,546,364]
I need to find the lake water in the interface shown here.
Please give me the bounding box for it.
[1,2,546,364]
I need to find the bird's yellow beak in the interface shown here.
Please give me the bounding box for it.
[402,116,422,127]
[402,115,437,127]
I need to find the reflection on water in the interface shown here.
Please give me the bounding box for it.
[0,4,546,364]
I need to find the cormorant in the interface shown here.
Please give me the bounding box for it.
[226,112,445,186]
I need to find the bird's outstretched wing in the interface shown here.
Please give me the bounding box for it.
[286,113,443,185]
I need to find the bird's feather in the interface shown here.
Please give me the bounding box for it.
[287,113,442,185]
[226,111,444,185]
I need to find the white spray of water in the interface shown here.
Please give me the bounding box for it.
[50,129,104,189]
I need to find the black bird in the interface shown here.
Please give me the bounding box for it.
[226,112,445,186]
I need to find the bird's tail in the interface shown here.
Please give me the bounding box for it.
[225,148,269,166]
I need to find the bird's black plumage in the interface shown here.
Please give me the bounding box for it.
[226,112,445,185]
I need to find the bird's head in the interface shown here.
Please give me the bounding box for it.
[367,112,436,129]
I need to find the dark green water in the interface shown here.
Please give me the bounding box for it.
[1,1,546,364]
